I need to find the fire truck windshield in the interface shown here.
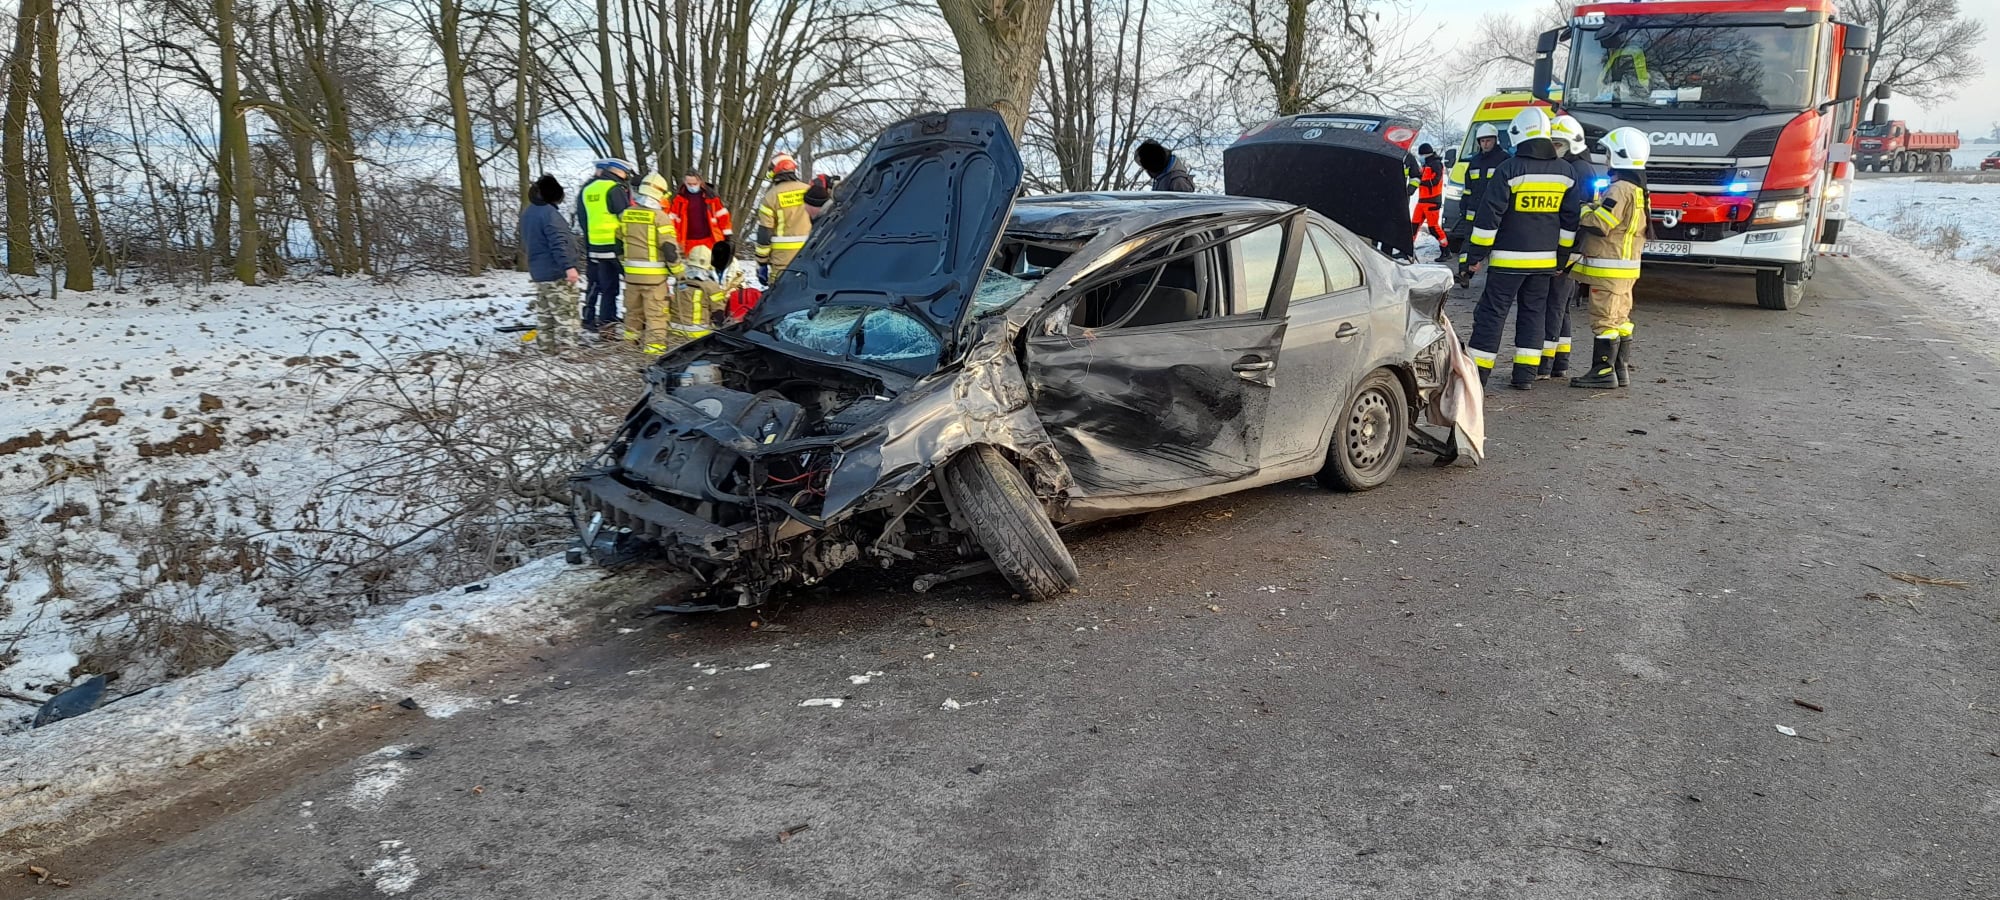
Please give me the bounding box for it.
[1569,19,1820,113]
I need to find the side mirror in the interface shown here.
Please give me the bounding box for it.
[1874,83,1891,100]
[1533,56,1556,101]
[1444,148,1459,166]
[1842,22,1869,51]
[1535,28,1561,55]
[1871,102,1889,126]
[1834,58,1865,104]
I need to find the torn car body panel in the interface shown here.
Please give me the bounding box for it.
[571,108,1476,608]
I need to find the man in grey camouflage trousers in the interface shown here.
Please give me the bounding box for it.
[530,279,581,348]
[521,173,583,349]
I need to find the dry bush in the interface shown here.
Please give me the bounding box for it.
[267,335,647,613]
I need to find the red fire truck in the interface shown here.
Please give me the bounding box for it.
[1533,0,1871,310]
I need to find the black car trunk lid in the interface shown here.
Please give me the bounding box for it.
[1223,113,1423,259]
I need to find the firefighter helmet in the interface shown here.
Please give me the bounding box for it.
[1508,108,1552,146]
[1551,115,1585,154]
[638,172,672,200]
[1475,123,1500,141]
[1600,127,1651,170]
[770,152,799,176]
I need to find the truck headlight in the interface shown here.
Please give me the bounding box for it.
[1753,199,1805,225]
[1823,182,1846,201]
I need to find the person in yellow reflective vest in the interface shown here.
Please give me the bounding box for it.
[755,153,812,284]
[576,158,635,336]
[1570,127,1650,390]
[620,172,684,353]
[668,244,730,350]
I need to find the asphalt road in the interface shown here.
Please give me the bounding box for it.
[20,254,2000,899]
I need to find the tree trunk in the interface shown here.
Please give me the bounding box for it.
[515,0,532,271]
[31,0,89,290]
[937,0,1059,138]
[3,0,36,275]
[217,0,259,285]
[596,0,625,160]
[439,0,491,274]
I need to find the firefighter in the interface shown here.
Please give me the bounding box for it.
[671,244,731,342]
[1570,127,1650,390]
[1450,124,1509,262]
[1412,143,1448,254]
[576,158,635,336]
[1542,114,1597,379]
[668,170,732,255]
[619,172,684,354]
[755,153,812,284]
[1459,108,1583,391]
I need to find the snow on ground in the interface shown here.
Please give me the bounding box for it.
[0,554,619,866]
[1842,221,2000,347]
[0,272,557,718]
[1849,174,2000,266]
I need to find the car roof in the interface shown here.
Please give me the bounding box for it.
[1009,192,1293,237]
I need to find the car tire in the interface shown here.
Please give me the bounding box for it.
[939,445,1079,601]
[1316,369,1409,492]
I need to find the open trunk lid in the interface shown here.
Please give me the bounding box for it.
[1223,113,1423,260]
[744,109,1024,361]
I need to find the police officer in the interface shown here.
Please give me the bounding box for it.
[1450,124,1509,259]
[1459,108,1583,391]
[1543,114,1597,379]
[1570,128,1650,390]
[576,158,635,336]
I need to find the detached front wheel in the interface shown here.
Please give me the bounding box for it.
[939,446,1079,601]
[1317,369,1409,492]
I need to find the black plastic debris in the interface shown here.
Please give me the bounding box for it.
[33,674,108,728]
[396,697,422,711]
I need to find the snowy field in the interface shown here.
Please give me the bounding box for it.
[1849,174,2000,267]
[0,270,667,860]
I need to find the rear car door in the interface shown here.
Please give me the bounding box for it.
[1024,226,1285,497]
[1257,218,1376,467]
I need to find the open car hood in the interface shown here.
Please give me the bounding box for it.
[744,109,1024,359]
[1223,113,1422,259]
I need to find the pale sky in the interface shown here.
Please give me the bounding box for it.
[1414,0,2000,138]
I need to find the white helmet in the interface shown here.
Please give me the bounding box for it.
[1475,123,1500,141]
[1600,127,1651,170]
[1551,115,1585,154]
[1509,108,1552,146]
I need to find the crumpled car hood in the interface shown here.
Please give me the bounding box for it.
[745,108,1025,359]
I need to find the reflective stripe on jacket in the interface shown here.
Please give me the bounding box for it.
[619,207,682,284]
[579,178,629,252]
[1573,179,1647,284]
[1460,147,1510,222]
[756,178,812,259]
[1463,139,1583,272]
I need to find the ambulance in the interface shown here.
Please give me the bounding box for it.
[1440,89,1558,225]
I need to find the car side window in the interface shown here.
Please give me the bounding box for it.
[1308,224,1364,293]
[1047,237,1216,332]
[1230,222,1285,316]
[1290,226,1330,301]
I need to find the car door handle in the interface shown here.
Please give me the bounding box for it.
[1232,359,1275,372]
[1335,323,1361,339]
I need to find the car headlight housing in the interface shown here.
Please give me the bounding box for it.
[1753,198,1805,225]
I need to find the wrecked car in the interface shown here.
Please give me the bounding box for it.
[570,108,1473,610]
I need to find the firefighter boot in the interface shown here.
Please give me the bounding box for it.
[1569,337,1619,389]
[1615,335,1633,387]
[1551,336,1572,379]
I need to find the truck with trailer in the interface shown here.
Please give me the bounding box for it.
[1854,117,1960,172]
[1532,0,1870,310]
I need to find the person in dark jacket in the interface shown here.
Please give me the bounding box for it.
[519,173,581,348]
[1459,108,1583,391]
[1135,140,1195,192]
[1450,124,1510,261]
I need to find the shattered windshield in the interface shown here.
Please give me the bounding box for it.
[1569,20,1819,112]
[772,307,942,369]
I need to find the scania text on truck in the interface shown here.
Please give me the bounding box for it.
[1533,0,1870,310]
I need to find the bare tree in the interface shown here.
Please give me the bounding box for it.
[4,0,38,275]
[433,0,495,274]
[217,0,260,284]
[1852,0,1987,105]
[1464,1,1572,82]
[30,0,91,290]
[937,0,1059,137]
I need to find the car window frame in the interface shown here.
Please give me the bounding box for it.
[1027,209,1297,336]
[1302,220,1366,299]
